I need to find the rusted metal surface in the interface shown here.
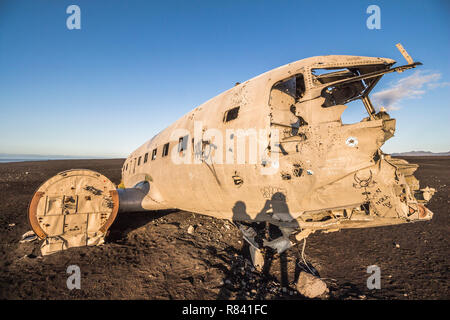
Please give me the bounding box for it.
[28,191,46,239]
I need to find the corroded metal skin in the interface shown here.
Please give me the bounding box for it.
[122,55,434,231]
[29,52,435,255]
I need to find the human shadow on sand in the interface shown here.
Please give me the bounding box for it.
[217,192,314,299]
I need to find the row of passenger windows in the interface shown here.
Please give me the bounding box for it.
[123,135,189,172]
[139,142,169,165]
[123,106,241,173]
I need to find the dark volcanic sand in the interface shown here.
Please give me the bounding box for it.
[0,157,448,300]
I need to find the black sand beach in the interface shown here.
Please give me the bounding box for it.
[0,157,448,299]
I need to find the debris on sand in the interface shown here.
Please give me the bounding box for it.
[20,230,38,243]
[18,253,40,261]
[296,271,329,298]
[420,187,436,201]
[187,225,195,234]
[249,246,264,272]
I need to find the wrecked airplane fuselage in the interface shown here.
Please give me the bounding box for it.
[29,48,435,258]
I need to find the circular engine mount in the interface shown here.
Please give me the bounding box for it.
[28,169,119,255]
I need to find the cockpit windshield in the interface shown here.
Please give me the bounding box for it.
[311,64,390,107]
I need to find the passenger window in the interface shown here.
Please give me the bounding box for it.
[223,106,240,122]
[144,153,148,163]
[138,156,142,166]
[162,143,169,157]
[151,148,157,160]
[178,135,188,153]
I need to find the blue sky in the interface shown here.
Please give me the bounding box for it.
[0,0,449,157]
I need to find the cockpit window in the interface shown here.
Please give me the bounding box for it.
[269,73,307,134]
[311,68,358,85]
[321,81,366,107]
[311,64,390,108]
[271,74,305,101]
